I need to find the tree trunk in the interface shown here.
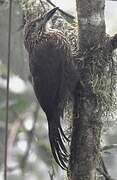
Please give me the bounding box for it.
[69,0,105,180]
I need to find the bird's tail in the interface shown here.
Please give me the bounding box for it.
[47,110,69,170]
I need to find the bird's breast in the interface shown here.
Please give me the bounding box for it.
[24,29,71,56]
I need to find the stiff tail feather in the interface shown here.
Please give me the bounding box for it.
[47,110,69,170]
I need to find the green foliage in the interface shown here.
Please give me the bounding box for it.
[102,144,117,152]
[12,98,30,112]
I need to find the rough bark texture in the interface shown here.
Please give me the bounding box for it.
[77,0,105,50]
[69,0,105,180]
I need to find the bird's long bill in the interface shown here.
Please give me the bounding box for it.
[30,7,58,26]
[43,7,58,23]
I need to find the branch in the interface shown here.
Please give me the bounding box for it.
[48,166,55,180]
[20,104,39,171]
[110,34,117,51]
[97,156,115,180]
[4,0,13,179]
[97,168,115,180]
[39,0,46,13]
[104,34,117,53]
[46,0,75,20]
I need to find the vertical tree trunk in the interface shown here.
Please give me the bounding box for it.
[69,0,105,180]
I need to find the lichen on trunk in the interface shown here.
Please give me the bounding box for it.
[69,0,109,180]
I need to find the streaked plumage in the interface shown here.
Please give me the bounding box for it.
[24,7,79,169]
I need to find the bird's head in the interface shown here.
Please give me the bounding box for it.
[24,7,58,38]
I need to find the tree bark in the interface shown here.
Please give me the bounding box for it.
[69,0,106,180]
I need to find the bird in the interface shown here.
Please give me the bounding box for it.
[24,7,79,169]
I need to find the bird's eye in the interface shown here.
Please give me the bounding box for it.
[32,22,40,32]
[32,23,36,28]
